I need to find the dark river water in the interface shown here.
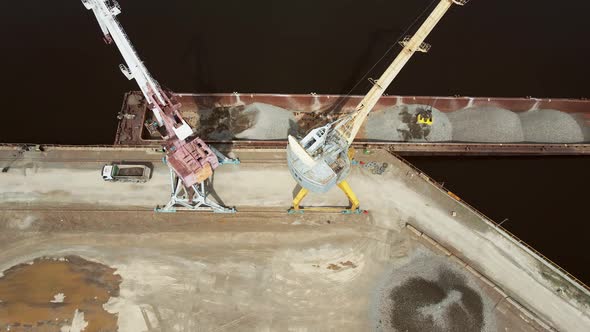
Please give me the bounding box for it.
[1,1,588,283]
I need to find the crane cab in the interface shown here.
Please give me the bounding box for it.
[102,165,115,181]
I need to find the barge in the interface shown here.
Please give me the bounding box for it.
[115,92,590,155]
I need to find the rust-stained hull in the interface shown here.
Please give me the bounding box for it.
[115,92,590,155]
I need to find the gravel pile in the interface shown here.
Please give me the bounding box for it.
[366,104,452,142]
[372,250,496,332]
[231,102,590,143]
[519,109,584,143]
[233,103,297,140]
[448,106,524,142]
[567,112,590,142]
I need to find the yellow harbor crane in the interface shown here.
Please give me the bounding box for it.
[286,0,470,213]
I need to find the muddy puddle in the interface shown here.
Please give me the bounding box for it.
[0,256,121,331]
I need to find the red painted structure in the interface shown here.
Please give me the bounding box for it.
[154,92,219,187]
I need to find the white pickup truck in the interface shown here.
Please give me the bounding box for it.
[101,163,152,183]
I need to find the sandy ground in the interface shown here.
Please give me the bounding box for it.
[0,212,545,332]
[0,215,398,331]
[0,147,588,331]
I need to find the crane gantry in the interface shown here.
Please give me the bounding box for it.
[81,0,236,213]
[287,0,470,213]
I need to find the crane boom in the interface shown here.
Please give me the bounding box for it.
[81,0,192,140]
[339,0,468,145]
[286,0,469,208]
[82,0,226,193]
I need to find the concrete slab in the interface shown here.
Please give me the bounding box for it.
[0,146,588,331]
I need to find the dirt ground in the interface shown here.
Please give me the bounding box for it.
[0,256,120,331]
[0,146,588,331]
[0,211,543,332]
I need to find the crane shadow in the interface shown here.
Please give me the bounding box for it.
[292,184,302,199]
[205,171,226,207]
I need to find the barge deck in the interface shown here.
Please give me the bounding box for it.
[115,92,590,155]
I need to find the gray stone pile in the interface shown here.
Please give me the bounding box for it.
[365,104,453,142]
[519,109,584,143]
[448,106,525,142]
[372,250,497,332]
[570,113,590,141]
[233,102,297,140]
[231,102,589,143]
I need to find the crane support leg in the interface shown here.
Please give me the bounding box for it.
[291,187,310,211]
[209,146,240,165]
[156,168,236,213]
[288,181,364,214]
[337,180,360,211]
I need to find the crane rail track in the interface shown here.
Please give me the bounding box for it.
[1,141,589,156]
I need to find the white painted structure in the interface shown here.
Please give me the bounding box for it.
[81,0,193,140]
[287,0,470,195]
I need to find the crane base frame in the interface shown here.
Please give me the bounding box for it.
[288,180,367,215]
[155,168,236,213]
